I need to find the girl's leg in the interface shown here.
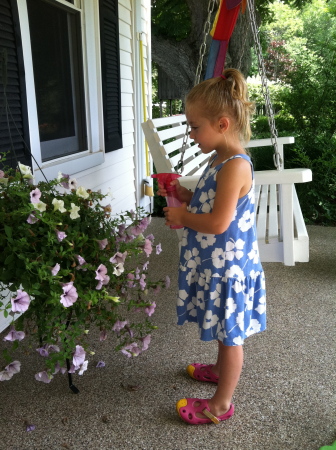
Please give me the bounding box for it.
[207,342,243,417]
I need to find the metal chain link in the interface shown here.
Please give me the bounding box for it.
[177,0,217,174]
[246,0,282,170]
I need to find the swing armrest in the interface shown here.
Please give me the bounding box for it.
[179,175,200,191]
[180,169,312,192]
[254,168,312,185]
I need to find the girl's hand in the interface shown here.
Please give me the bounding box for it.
[156,181,167,197]
[163,203,188,227]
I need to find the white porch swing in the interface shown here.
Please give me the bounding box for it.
[142,0,312,266]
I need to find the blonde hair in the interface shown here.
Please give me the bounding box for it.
[185,68,255,143]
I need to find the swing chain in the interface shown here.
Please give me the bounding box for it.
[177,0,217,174]
[246,0,282,170]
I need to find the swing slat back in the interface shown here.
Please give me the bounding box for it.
[142,115,312,265]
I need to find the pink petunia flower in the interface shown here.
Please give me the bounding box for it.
[60,282,78,307]
[35,371,53,383]
[30,188,41,204]
[51,263,60,276]
[139,274,146,290]
[76,255,86,265]
[99,330,107,341]
[97,238,108,250]
[112,320,128,333]
[0,361,21,381]
[145,301,156,317]
[55,230,67,242]
[96,274,110,290]
[141,334,151,351]
[95,264,108,281]
[3,327,25,342]
[165,276,171,289]
[27,213,39,224]
[72,345,86,370]
[36,346,49,357]
[143,239,152,257]
[11,290,31,313]
[109,251,127,265]
[121,342,141,358]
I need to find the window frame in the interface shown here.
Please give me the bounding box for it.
[17,0,106,183]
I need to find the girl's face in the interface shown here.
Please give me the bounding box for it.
[186,106,224,154]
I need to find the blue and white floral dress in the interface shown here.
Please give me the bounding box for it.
[177,154,266,346]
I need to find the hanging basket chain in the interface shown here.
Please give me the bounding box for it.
[177,0,217,174]
[246,0,281,170]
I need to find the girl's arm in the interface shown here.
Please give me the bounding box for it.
[157,179,193,205]
[163,158,252,234]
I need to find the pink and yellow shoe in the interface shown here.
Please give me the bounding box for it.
[186,363,219,383]
[176,398,234,425]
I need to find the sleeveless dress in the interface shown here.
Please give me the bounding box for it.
[177,154,266,346]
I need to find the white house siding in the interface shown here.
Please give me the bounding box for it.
[74,0,152,216]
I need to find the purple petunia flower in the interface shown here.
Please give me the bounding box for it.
[121,342,142,358]
[36,345,49,357]
[0,360,21,381]
[141,334,151,351]
[72,345,86,370]
[143,239,152,257]
[78,360,88,375]
[95,264,108,281]
[26,424,36,432]
[53,363,67,375]
[60,173,70,189]
[76,255,86,266]
[165,276,171,289]
[96,275,110,290]
[99,329,107,341]
[27,213,39,224]
[30,188,41,204]
[139,274,146,290]
[11,290,31,313]
[35,371,53,383]
[112,320,128,333]
[97,238,108,250]
[96,361,105,368]
[145,301,156,317]
[142,261,149,271]
[60,282,78,307]
[3,327,25,342]
[55,230,67,242]
[109,251,127,265]
[156,243,162,255]
[51,263,60,276]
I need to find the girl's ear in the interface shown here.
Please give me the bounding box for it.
[218,116,229,133]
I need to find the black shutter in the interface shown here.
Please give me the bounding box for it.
[0,0,31,170]
[99,0,122,152]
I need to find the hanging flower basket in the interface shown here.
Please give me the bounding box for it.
[0,162,169,383]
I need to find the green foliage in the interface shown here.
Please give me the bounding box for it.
[151,0,191,41]
[0,161,169,383]
[250,0,336,225]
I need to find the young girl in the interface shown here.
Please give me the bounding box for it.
[158,68,266,425]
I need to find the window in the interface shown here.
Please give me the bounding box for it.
[26,0,87,162]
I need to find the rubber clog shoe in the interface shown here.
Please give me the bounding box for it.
[186,363,219,383]
[176,398,234,425]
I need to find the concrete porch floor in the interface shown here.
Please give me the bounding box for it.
[0,220,335,450]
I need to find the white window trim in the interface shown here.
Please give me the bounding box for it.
[17,0,105,183]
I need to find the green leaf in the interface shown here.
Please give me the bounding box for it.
[4,225,12,238]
